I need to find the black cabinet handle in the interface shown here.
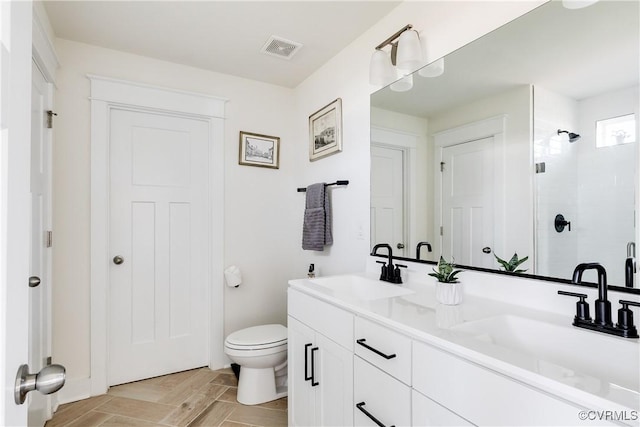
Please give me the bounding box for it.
[356,402,395,427]
[304,343,312,382]
[356,339,396,360]
[310,347,319,386]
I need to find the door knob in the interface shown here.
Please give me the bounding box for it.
[482,247,492,254]
[28,276,41,288]
[396,243,405,249]
[113,255,124,265]
[15,364,66,404]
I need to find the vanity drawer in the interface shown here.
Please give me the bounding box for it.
[354,356,411,427]
[413,341,590,426]
[288,288,353,350]
[412,389,474,426]
[355,316,412,385]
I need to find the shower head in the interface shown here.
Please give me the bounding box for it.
[557,129,581,143]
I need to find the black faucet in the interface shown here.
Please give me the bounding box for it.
[572,263,612,327]
[416,242,432,260]
[559,263,639,338]
[371,243,404,284]
[625,257,635,288]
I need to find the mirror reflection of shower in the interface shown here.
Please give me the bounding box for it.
[557,129,581,142]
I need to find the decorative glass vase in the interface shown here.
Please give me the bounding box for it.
[435,281,463,305]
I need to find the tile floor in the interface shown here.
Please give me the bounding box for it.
[45,367,288,427]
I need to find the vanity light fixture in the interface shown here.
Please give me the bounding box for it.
[418,57,445,78]
[369,24,424,91]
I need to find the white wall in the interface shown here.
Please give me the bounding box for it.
[52,39,298,383]
[576,86,638,286]
[290,1,544,278]
[50,0,545,396]
[533,86,579,279]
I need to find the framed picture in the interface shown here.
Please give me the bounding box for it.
[309,98,342,161]
[238,131,280,169]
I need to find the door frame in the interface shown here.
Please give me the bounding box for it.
[31,1,59,419]
[370,126,417,255]
[433,115,507,260]
[89,75,227,395]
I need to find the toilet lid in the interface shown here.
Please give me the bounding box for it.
[226,324,287,348]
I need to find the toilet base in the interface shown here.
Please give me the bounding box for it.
[236,366,288,405]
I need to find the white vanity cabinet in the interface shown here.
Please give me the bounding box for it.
[355,316,412,384]
[288,289,354,427]
[412,389,474,426]
[353,317,412,426]
[412,341,602,426]
[354,356,411,427]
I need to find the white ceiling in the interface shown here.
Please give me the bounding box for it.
[44,1,401,88]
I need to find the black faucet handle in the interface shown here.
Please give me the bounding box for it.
[616,300,640,338]
[558,290,592,322]
[391,264,407,284]
[376,260,387,281]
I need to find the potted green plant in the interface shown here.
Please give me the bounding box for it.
[429,256,463,305]
[494,253,528,273]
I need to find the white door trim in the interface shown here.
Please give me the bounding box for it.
[371,126,418,255]
[32,2,59,85]
[89,75,227,395]
[433,115,507,259]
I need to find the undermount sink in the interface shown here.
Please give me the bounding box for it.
[308,274,414,301]
[451,315,640,393]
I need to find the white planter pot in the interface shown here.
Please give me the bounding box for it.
[435,281,463,305]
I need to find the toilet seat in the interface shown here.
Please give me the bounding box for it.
[225,324,287,351]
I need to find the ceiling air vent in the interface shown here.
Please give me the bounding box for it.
[260,36,303,60]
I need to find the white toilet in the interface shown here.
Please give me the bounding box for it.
[224,324,288,405]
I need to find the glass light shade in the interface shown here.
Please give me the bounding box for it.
[396,30,423,71]
[562,0,598,8]
[418,57,445,77]
[390,74,413,92]
[369,49,396,86]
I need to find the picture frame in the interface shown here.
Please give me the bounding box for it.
[238,131,280,169]
[309,98,342,161]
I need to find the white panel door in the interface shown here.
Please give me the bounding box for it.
[441,137,494,268]
[28,61,53,426]
[371,145,405,255]
[108,108,209,386]
[2,2,33,425]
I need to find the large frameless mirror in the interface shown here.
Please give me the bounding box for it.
[370,0,639,291]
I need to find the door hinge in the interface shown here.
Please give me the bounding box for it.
[45,356,52,366]
[46,111,57,129]
[535,162,546,174]
[45,230,53,248]
[440,161,445,172]
[440,226,443,236]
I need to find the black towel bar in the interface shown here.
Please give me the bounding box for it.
[297,180,349,192]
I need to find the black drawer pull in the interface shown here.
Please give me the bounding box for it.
[304,343,313,381]
[356,402,395,427]
[356,339,397,360]
[310,347,319,386]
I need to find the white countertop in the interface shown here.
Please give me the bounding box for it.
[288,268,640,417]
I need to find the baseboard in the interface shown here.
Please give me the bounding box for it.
[57,377,92,405]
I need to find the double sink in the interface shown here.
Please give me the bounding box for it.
[305,274,640,401]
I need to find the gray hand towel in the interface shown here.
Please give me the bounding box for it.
[302,183,333,251]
